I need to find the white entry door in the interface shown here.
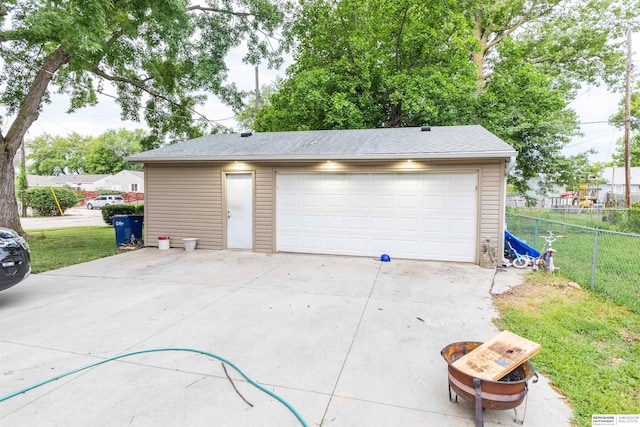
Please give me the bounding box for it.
[226,173,253,249]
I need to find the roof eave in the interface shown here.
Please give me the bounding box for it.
[126,151,517,163]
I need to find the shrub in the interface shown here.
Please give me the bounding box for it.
[24,187,79,216]
[102,204,144,224]
[98,190,124,196]
[627,208,640,233]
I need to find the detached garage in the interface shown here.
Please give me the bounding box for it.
[127,126,516,265]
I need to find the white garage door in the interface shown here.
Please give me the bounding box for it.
[276,173,477,262]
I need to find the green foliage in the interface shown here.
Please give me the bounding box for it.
[97,190,124,196]
[1,0,287,232]
[84,129,145,173]
[26,129,146,175]
[254,0,477,131]
[101,204,142,225]
[245,0,640,195]
[610,82,640,166]
[23,187,79,216]
[26,227,120,273]
[628,208,640,233]
[26,133,91,176]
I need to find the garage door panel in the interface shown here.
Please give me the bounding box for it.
[348,195,369,207]
[373,195,392,207]
[422,218,447,232]
[397,217,420,231]
[371,216,393,230]
[423,195,448,209]
[302,215,322,228]
[326,194,346,207]
[276,173,477,262]
[324,216,345,229]
[279,214,299,227]
[397,194,421,209]
[347,238,368,251]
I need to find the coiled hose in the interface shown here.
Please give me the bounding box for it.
[0,347,308,427]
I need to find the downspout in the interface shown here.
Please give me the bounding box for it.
[501,155,517,264]
[506,155,516,174]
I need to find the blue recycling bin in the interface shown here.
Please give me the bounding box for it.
[113,214,144,247]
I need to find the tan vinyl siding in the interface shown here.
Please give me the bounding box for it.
[478,162,503,262]
[142,158,507,265]
[254,168,274,252]
[144,164,223,249]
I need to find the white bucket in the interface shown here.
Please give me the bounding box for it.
[158,236,170,250]
[183,238,197,252]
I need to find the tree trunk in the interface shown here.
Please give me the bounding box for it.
[472,13,487,94]
[0,151,22,233]
[472,50,486,91]
[0,46,70,234]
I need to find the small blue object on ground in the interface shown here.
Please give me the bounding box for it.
[380,254,391,262]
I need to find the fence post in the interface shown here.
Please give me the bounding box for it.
[533,219,539,248]
[590,230,599,290]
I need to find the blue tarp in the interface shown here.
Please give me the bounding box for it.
[504,230,541,258]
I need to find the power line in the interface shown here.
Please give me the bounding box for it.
[0,47,237,129]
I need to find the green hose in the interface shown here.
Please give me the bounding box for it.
[0,347,308,427]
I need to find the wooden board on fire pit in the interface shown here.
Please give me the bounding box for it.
[451,330,540,381]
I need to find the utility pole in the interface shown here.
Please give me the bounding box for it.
[255,65,260,111]
[623,29,632,208]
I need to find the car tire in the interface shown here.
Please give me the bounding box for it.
[87,203,93,210]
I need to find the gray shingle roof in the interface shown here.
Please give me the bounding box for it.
[127,125,516,162]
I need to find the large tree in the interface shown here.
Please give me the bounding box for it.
[26,128,145,175]
[249,0,639,195]
[27,133,91,176]
[1,0,285,233]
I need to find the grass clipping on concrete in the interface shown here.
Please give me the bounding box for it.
[493,273,640,427]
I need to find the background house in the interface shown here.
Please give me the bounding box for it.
[27,174,110,191]
[26,175,59,188]
[128,126,516,265]
[27,171,144,193]
[601,167,640,204]
[93,170,144,193]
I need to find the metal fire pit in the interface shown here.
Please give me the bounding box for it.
[441,341,538,427]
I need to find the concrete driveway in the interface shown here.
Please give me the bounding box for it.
[0,250,571,426]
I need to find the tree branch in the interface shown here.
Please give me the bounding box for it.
[91,67,175,104]
[485,14,529,50]
[5,46,70,154]
[91,67,215,125]
[395,6,409,72]
[187,5,252,17]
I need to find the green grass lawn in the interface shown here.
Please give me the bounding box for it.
[494,273,640,427]
[25,226,121,273]
[508,207,638,233]
[507,214,640,314]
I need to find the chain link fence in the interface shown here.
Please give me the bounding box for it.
[506,213,640,314]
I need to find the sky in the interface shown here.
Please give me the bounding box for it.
[16,33,640,164]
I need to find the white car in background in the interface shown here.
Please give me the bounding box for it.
[86,195,125,209]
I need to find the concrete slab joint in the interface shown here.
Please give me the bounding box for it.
[0,250,571,426]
